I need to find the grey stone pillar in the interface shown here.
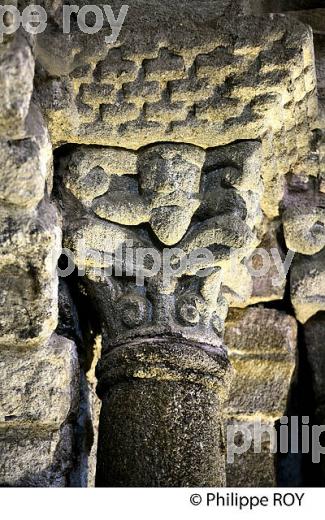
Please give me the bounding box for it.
[95,339,231,487]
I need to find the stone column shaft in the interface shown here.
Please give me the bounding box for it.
[95,339,231,487]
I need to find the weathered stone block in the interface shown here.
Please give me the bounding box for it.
[232,221,287,307]
[0,107,52,209]
[0,32,34,139]
[196,47,245,82]
[196,96,244,122]
[283,205,325,255]
[0,203,61,347]
[0,331,79,487]
[0,425,73,487]
[224,307,296,486]
[291,249,325,323]
[144,100,188,122]
[36,77,79,147]
[62,146,137,205]
[0,334,79,429]
[225,307,297,416]
[95,48,137,84]
[123,79,161,103]
[101,102,140,124]
[79,84,115,106]
[169,77,214,103]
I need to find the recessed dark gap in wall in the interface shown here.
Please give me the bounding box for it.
[254,0,325,12]
[54,144,103,487]
[275,320,318,486]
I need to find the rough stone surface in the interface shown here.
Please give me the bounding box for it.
[97,379,226,487]
[0,202,61,347]
[0,426,74,487]
[304,313,325,484]
[225,220,287,307]
[33,1,319,221]
[0,334,79,487]
[224,307,297,486]
[0,32,34,139]
[0,334,79,429]
[304,313,325,405]
[283,173,325,322]
[0,107,53,209]
[314,34,325,129]
[291,249,325,323]
[249,221,287,304]
[283,204,325,255]
[226,419,277,487]
[225,307,297,417]
[36,7,317,155]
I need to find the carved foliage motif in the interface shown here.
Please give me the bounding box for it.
[60,140,263,350]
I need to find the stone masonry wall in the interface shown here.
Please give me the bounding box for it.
[0,27,79,486]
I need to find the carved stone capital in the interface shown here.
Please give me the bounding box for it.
[61,140,263,353]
